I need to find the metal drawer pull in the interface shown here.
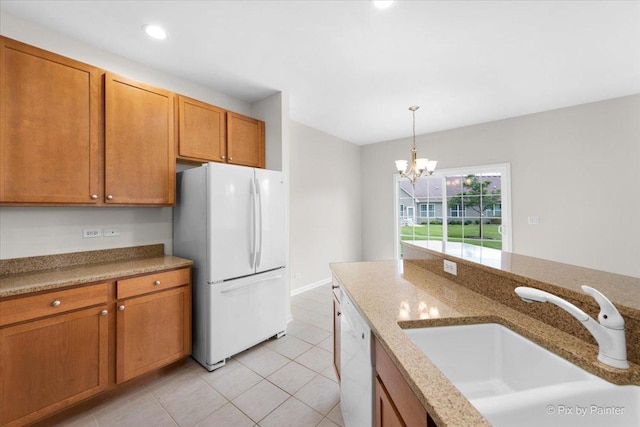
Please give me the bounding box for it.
[154,280,161,286]
[332,285,339,289]
[52,300,61,307]
[119,305,125,311]
[337,311,341,316]
[107,195,114,200]
[100,310,108,316]
[91,194,98,200]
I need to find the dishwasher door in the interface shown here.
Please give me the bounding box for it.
[340,291,373,427]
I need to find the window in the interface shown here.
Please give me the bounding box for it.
[395,163,511,259]
[419,203,435,218]
[449,205,463,217]
[487,203,502,217]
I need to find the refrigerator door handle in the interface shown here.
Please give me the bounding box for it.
[250,176,257,269]
[219,274,284,294]
[255,176,263,269]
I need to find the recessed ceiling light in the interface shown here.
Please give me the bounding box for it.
[373,0,394,9]
[142,24,167,40]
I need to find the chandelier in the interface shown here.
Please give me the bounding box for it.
[394,106,437,184]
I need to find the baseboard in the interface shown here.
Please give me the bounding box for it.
[290,277,331,296]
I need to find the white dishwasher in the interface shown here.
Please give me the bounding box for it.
[340,291,373,427]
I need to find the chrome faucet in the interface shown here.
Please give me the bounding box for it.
[515,285,629,369]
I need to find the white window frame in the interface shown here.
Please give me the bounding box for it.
[393,163,512,260]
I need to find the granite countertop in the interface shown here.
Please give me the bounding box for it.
[0,245,193,298]
[330,260,640,427]
[410,241,640,313]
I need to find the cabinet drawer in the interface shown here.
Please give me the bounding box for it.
[117,268,190,299]
[0,283,108,327]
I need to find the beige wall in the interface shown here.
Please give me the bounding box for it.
[289,121,362,292]
[361,95,640,278]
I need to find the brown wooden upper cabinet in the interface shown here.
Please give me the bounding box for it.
[227,112,265,168]
[105,73,175,205]
[177,95,226,163]
[0,37,176,206]
[0,36,103,205]
[177,97,265,169]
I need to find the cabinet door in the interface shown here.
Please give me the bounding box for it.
[227,112,265,168]
[0,306,109,427]
[0,36,103,204]
[105,73,175,205]
[333,292,341,381]
[178,96,226,163]
[375,376,405,427]
[116,286,191,383]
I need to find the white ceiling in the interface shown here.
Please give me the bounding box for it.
[1,1,639,145]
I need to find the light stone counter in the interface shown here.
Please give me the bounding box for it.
[0,245,193,298]
[330,260,640,427]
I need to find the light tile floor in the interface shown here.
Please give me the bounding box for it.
[57,283,343,427]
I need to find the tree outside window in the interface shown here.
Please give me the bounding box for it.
[447,175,501,239]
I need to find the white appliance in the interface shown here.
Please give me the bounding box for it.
[173,162,287,371]
[340,291,373,427]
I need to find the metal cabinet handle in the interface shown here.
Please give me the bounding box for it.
[52,300,61,307]
[337,311,341,316]
[107,195,114,200]
[221,155,226,160]
[229,157,233,161]
[91,194,98,200]
[332,285,339,289]
[118,305,125,311]
[154,280,161,286]
[100,310,108,316]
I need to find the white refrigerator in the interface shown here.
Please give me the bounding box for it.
[173,162,287,371]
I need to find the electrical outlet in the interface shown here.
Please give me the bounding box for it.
[528,216,540,225]
[444,260,457,276]
[103,228,120,237]
[83,228,102,238]
[294,273,301,279]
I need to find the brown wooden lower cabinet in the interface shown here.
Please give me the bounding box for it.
[375,376,406,427]
[0,267,191,426]
[0,305,109,427]
[374,336,437,427]
[116,285,191,383]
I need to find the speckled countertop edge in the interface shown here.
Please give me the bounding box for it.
[330,260,640,427]
[0,252,193,298]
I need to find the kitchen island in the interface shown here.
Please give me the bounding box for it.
[330,245,640,426]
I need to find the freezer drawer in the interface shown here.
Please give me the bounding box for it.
[205,268,287,369]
